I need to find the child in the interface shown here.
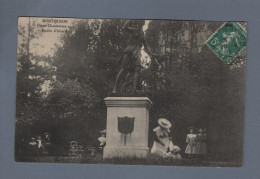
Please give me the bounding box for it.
[29,137,37,156]
[185,127,197,158]
[98,130,106,151]
[29,137,37,146]
[164,144,182,159]
[195,128,207,158]
[43,133,51,155]
[37,136,43,155]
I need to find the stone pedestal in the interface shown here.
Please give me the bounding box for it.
[103,97,152,159]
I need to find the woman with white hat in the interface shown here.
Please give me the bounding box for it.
[151,118,173,156]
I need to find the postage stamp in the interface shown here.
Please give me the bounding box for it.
[206,22,247,64]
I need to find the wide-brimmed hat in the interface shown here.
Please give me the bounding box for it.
[187,126,196,132]
[158,118,172,129]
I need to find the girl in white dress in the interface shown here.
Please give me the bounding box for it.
[185,127,197,158]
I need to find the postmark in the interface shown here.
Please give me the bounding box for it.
[206,22,247,64]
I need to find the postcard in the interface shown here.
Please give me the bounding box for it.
[15,17,247,167]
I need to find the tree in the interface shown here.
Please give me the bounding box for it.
[16,18,54,156]
[16,18,49,124]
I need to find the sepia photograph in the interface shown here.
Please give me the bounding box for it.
[15,17,247,167]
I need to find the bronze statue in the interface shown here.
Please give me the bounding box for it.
[112,20,156,94]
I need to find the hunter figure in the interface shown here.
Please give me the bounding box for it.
[112,20,156,93]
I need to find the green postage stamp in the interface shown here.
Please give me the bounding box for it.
[206,22,247,64]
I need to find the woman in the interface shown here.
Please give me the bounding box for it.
[151,118,173,156]
[195,128,207,158]
[185,127,197,158]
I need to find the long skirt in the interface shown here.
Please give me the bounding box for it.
[195,142,207,155]
[151,141,169,156]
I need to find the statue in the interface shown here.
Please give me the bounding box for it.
[112,20,157,94]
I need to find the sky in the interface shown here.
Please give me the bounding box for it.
[18,17,151,58]
[18,17,75,56]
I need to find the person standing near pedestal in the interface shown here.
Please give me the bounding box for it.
[98,130,106,151]
[151,118,173,157]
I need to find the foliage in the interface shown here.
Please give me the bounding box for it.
[45,79,98,119]
[16,18,51,125]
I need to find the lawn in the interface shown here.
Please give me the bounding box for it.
[15,154,241,167]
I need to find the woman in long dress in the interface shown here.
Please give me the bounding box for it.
[151,118,173,157]
[185,127,197,158]
[195,128,207,157]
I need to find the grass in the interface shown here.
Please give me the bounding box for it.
[15,153,241,167]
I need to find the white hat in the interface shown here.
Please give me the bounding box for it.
[158,118,171,129]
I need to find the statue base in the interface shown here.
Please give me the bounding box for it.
[103,97,152,159]
[108,91,148,97]
[104,146,149,159]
